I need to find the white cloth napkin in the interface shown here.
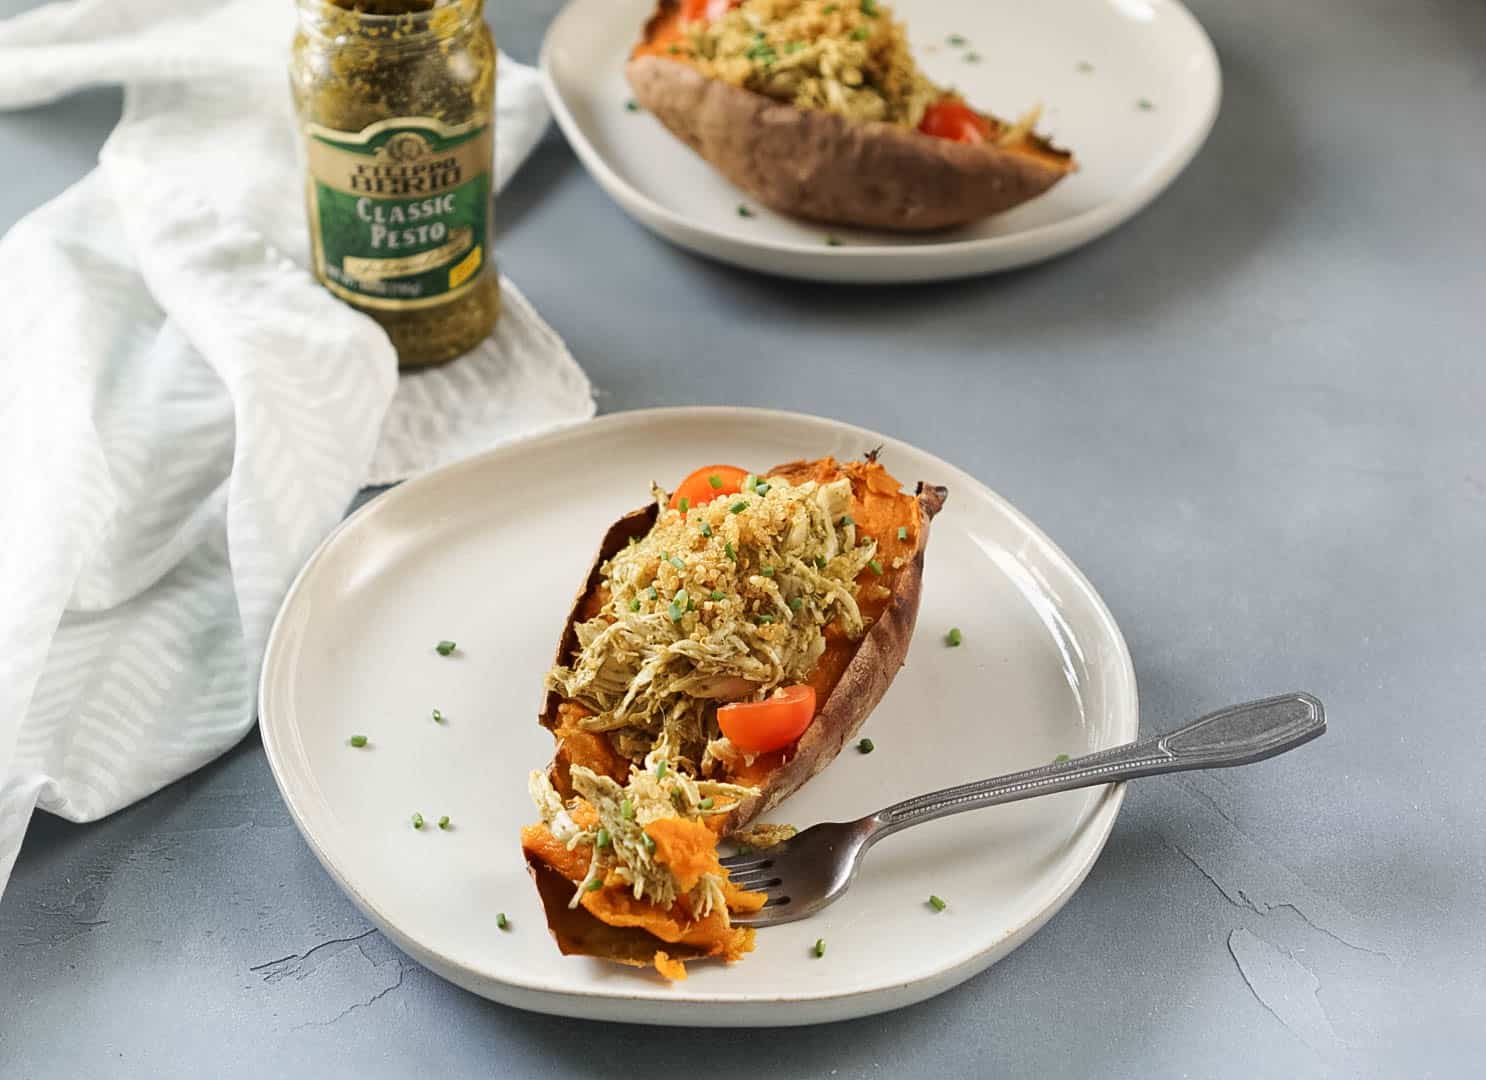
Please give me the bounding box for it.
[0,0,595,899]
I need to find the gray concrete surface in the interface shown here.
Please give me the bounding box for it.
[2,0,1483,1076]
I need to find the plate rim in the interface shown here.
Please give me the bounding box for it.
[537,0,1222,282]
[259,406,1139,1024]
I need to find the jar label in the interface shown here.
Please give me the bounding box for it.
[304,117,491,311]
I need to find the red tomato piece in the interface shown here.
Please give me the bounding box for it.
[919,99,993,144]
[669,464,751,510]
[717,685,817,753]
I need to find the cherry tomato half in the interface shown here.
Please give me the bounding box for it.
[919,99,993,144]
[681,0,738,23]
[669,464,751,510]
[717,685,817,753]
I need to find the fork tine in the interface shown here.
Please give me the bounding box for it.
[719,854,774,872]
[726,872,782,890]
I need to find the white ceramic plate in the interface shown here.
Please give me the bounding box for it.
[260,408,1137,1025]
[539,0,1220,283]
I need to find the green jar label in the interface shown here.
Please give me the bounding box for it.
[305,117,491,311]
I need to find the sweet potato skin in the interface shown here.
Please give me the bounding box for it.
[538,460,947,832]
[626,55,1071,232]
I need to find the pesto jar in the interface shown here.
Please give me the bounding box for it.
[291,0,500,369]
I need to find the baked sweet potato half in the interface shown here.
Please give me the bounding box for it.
[627,0,1074,231]
[523,453,946,977]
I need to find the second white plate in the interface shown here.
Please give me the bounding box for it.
[540,0,1221,283]
[260,408,1137,1025]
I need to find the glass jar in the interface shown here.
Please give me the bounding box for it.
[291,0,501,369]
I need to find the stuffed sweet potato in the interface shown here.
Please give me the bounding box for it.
[627,0,1074,231]
[523,453,946,977]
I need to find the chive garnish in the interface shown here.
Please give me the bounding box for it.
[813,938,826,958]
[946,627,963,647]
[725,542,737,561]
[1137,97,1154,110]
[823,2,837,11]
[947,33,966,47]
[928,894,947,911]
[743,473,757,491]
[826,234,843,246]
[497,912,509,929]
[656,759,669,779]
[1054,753,1071,764]
[868,559,883,576]
[849,26,868,40]
[756,615,775,625]
[630,597,642,612]
[839,515,854,526]
[897,526,908,541]
[586,877,604,892]
[679,496,690,512]
[737,204,755,218]
[708,474,724,489]
[754,482,770,496]
[647,586,658,601]
[432,708,444,724]
[621,798,634,820]
[860,0,878,15]
[435,640,457,656]
[965,51,981,63]
[730,501,748,514]
[700,521,713,537]
[670,555,686,571]
[412,813,425,830]
[1077,60,1094,73]
[761,565,775,577]
[349,734,368,748]
[642,832,656,852]
[597,827,612,849]
[669,598,685,623]
[438,815,451,830]
[625,99,639,112]
[710,590,726,602]
[815,556,828,570]
[858,737,874,754]
[789,597,804,612]
[698,797,715,810]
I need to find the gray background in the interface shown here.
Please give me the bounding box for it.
[2,0,1482,1076]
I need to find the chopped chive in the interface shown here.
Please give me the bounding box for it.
[708,473,724,489]
[349,734,368,748]
[647,586,658,601]
[860,0,877,14]
[826,234,843,246]
[815,556,828,570]
[596,827,612,849]
[661,550,670,561]
[737,204,755,218]
[839,515,854,527]
[761,565,775,577]
[621,798,634,820]
[710,590,726,602]
[928,894,947,912]
[435,640,457,656]
[438,815,451,830]
[756,615,775,625]
[823,2,836,11]
[700,521,713,538]
[679,496,690,513]
[849,26,869,40]
[743,473,757,491]
[629,597,642,612]
[670,555,687,571]
[1137,97,1154,110]
[725,542,737,561]
[947,33,966,46]
[858,737,875,754]
[897,526,908,541]
[669,599,685,623]
[412,813,425,830]
[1076,60,1094,73]
[813,938,826,958]
[432,708,445,724]
[656,759,669,779]
[625,99,639,112]
[1054,753,1071,764]
[497,912,509,929]
[730,501,749,514]
[964,51,981,63]
[868,559,883,576]
[789,597,804,612]
[783,41,803,54]
[945,627,963,647]
[586,877,604,892]
[754,482,771,496]
[642,832,656,852]
[698,796,715,810]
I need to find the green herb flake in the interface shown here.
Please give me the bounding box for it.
[642,832,656,852]
[621,798,634,820]
[860,0,878,15]
[789,597,804,612]
[625,99,639,113]
[700,521,713,538]
[754,482,771,496]
[813,938,826,958]
[815,556,828,570]
[756,615,776,625]
[858,737,875,754]
[496,912,509,929]
[596,827,612,849]
[679,496,690,513]
[897,526,908,541]
[669,598,686,623]
[586,877,604,892]
[823,3,837,11]
[412,813,425,830]
[435,640,457,656]
[928,894,948,912]
[670,555,687,572]
[761,565,775,577]
[698,796,715,810]
[1054,753,1072,764]
[946,627,963,647]
[783,41,803,54]
[710,589,726,602]
[850,26,869,41]
[737,204,755,218]
[743,474,757,492]
[965,50,982,64]
[826,234,843,246]
[725,542,738,562]
[1138,97,1154,110]
[839,514,855,527]
[349,734,368,748]
[868,559,884,576]
[730,501,749,514]
[947,33,967,47]
[708,473,724,489]
[647,586,658,601]
[1076,60,1094,73]
[438,815,451,830]
[629,597,642,612]
[655,759,669,779]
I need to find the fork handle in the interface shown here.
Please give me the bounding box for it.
[866,692,1326,840]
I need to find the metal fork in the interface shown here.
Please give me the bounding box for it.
[724,692,1326,927]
